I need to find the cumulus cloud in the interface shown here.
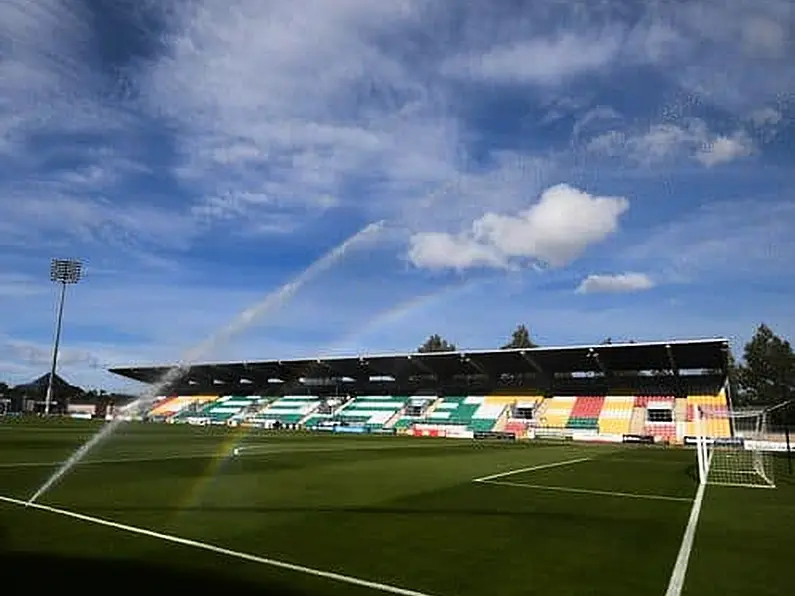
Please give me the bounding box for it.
[407,233,506,271]
[576,273,655,294]
[408,184,629,270]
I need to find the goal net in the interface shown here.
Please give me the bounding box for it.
[695,406,775,489]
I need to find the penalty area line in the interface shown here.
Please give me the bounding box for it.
[0,495,435,596]
[478,480,693,503]
[472,456,592,483]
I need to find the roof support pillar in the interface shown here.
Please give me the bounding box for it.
[665,344,680,376]
[519,350,544,375]
[589,348,608,375]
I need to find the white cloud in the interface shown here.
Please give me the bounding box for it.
[586,119,755,168]
[631,121,709,164]
[140,0,466,230]
[408,184,629,270]
[408,233,506,271]
[661,0,795,111]
[695,132,754,167]
[0,191,198,253]
[576,273,655,294]
[0,1,190,261]
[442,30,623,85]
[571,106,623,142]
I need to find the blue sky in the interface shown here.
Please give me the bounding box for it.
[1,0,794,392]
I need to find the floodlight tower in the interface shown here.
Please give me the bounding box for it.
[44,259,83,415]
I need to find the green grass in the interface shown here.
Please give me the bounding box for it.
[0,418,792,596]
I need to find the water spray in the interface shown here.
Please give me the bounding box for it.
[27,221,385,505]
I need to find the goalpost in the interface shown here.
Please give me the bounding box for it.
[695,406,775,489]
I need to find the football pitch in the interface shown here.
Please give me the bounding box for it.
[0,420,792,595]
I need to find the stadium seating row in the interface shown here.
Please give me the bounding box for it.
[149,395,217,417]
[252,395,320,425]
[148,390,733,441]
[523,393,731,441]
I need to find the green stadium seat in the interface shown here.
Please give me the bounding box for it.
[178,395,265,424]
[254,395,321,425]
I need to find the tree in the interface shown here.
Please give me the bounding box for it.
[501,324,537,349]
[417,334,457,353]
[735,324,795,407]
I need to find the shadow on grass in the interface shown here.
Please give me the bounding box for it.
[0,550,309,595]
[67,500,689,521]
[685,463,699,483]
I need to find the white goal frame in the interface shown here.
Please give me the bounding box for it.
[695,406,775,489]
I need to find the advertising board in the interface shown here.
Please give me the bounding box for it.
[473,431,515,441]
[333,425,368,434]
[622,434,655,444]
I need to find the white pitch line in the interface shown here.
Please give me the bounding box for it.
[664,481,707,596]
[0,494,435,596]
[472,456,592,483]
[0,441,471,469]
[479,480,693,503]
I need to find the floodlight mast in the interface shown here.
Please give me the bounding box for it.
[45,259,82,416]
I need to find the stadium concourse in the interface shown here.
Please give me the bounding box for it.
[109,338,733,445]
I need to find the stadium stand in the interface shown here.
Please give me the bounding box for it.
[638,395,676,440]
[500,393,544,438]
[149,395,217,419]
[110,339,733,445]
[566,396,605,430]
[425,396,484,430]
[391,417,416,430]
[504,419,529,436]
[395,394,522,433]
[685,391,731,438]
[178,395,264,424]
[539,396,576,428]
[468,402,504,432]
[628,404,646,435]
[253,395,321,425]
[483,394,519,408]
[390,396,437,431]
[302,397,350,427]
[597,396,635,435]
[333,395,408,430]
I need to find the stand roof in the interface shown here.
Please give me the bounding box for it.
[109,338,729,395]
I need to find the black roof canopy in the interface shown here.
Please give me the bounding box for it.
[109,338,729,394]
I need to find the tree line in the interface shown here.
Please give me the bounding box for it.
[418,323,795,410]
[418,324,538,353]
